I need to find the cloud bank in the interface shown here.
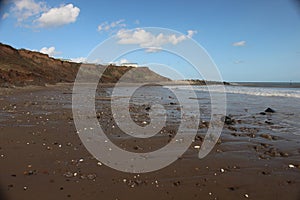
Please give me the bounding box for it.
[116,28,197,52]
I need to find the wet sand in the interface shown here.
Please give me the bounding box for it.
[0,84,299,200]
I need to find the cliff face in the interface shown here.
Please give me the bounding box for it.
[0,43,80,86]
[0,43,170,87]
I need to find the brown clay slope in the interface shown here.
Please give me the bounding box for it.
[0,43,170,87]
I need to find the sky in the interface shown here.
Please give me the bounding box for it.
[0,0,300,82]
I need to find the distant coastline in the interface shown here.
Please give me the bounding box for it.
[231,82,300,88]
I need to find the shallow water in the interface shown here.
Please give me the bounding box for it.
[103,84,300,139]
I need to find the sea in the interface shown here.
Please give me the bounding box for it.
[105,82,300,139]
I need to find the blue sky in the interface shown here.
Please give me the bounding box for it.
[0,0,300,82]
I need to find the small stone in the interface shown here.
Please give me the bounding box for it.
[145,106,151,111]
[222,115,235,125]
[64,172,73,178]
[288,164,295,168]
[220,168,225,173]
[244,194,249,198]
[279,152,289,157]
[173,181,181,186]
[79,158,84,162]
[194,145,201,149]
[262,171,271,175]
[23,186,27,190]
[97,161,102,166]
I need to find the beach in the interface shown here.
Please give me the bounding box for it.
[0,83,299,200]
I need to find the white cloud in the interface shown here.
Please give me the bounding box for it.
[39,46,60,57]
[70,57,87,63]
[9,1,80,28]
[232,40,246,47]
[106,59,130,66]
[187,30,197,38]
[2,13,9,20]
[11,0,47,22]
[116,29,196,52]
[234,60,244,64]
[98,19,126,32]
[36,4,80,27]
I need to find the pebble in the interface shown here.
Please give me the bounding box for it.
[97,161,102,166]
[173,181,181,186]
[194,145,201,149]
[220,168,225,173]
[288,164,295,168]
[64,172,73,178]
[244,194,249,198]
[223,115,235,125]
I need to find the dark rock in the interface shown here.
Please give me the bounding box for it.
[228,186,239,191]
[265,121,274,125]
[265,148,280,157]
[231,133,242,137]
[265,108,275,113]
[259,112,266,115]
[279,152,289,157]
[246,133,256,138]
[228,126,237,131]
[145,106,151,111]
[222,116,235,125]
[261,171,271,175]
[173,181,181,186]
